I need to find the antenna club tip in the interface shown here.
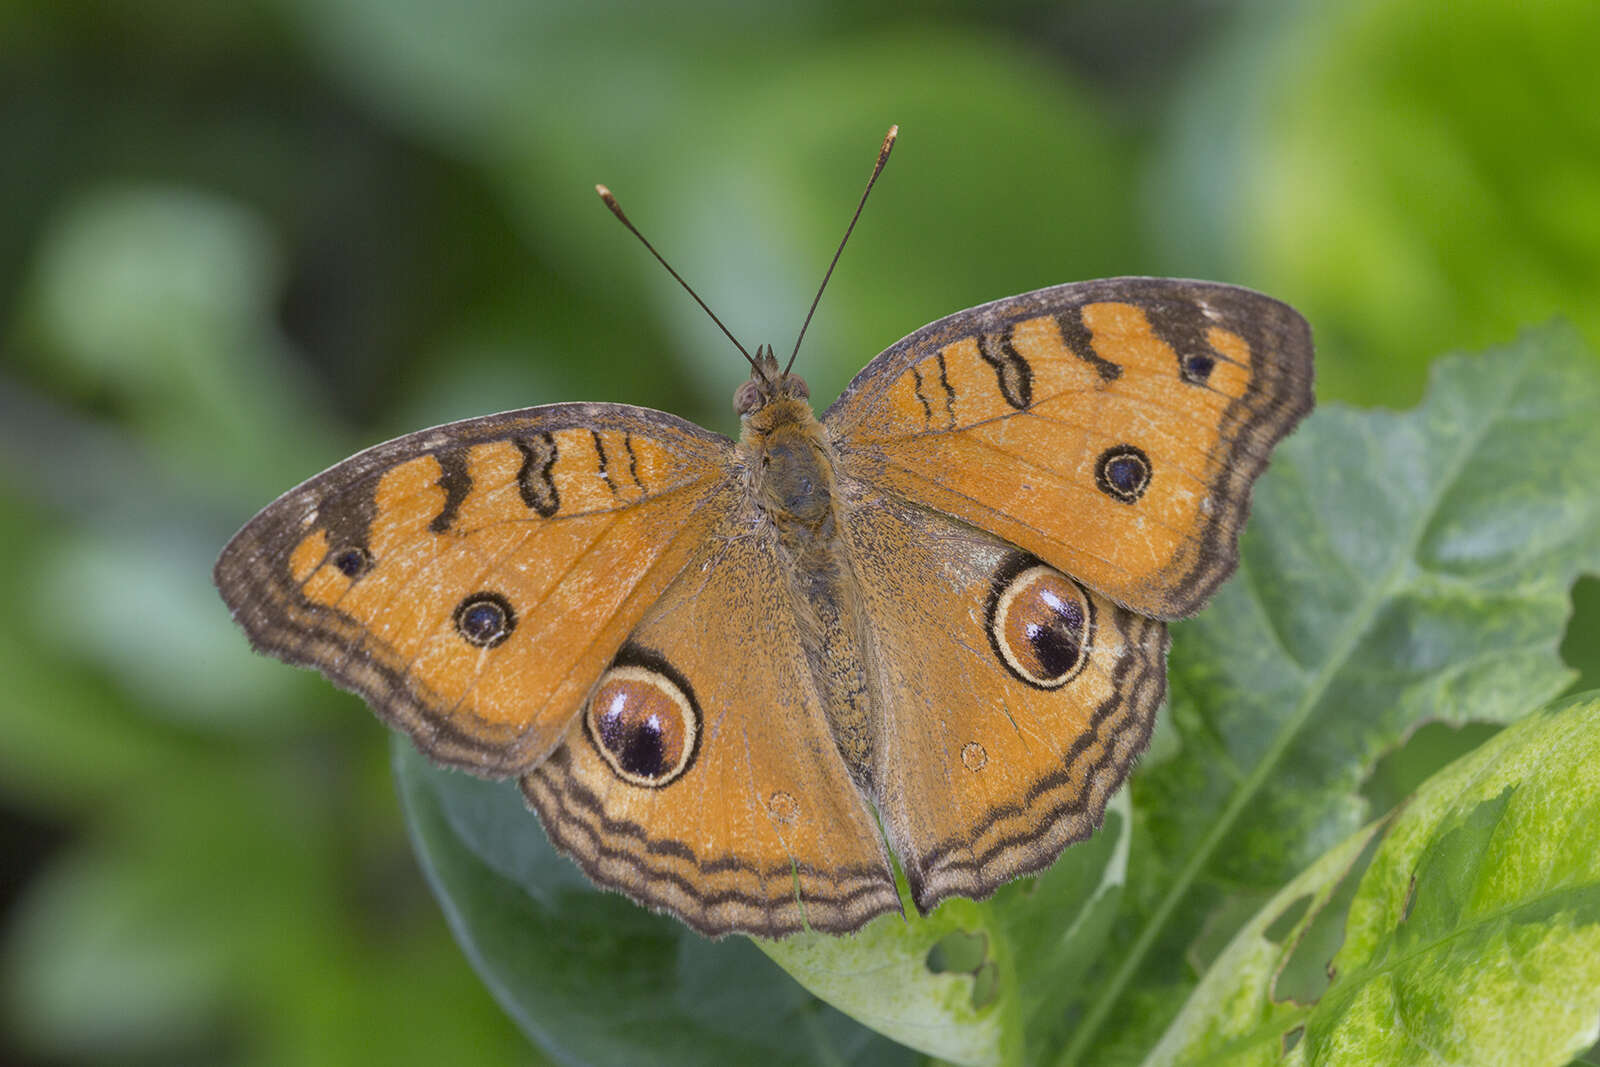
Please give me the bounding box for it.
[596,185,627,221]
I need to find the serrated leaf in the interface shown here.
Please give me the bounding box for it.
[1147,691,1600,1066]
[1062,327,1600,1063]
[393,742,918,1067]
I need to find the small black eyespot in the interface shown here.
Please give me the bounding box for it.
[1182,352,1215,383]
[332,547,372,578]
[1095,444,1152,504]
[453,592,516,648]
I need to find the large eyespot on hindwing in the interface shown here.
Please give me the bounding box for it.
[1094,444,1152,504]
[584,647,702,788]
[453,591,517,648]
[985,555,1094,690]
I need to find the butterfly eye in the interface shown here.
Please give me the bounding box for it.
[453,592,516,648]
[786,374,810,400]
[734,379,763,415]
[986,559,1094,690]
[585,660,700,788]
[1094,444,1152,504]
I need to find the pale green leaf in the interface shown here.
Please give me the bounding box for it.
[1148,691,1600,1067]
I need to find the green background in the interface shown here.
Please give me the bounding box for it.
[2,0,1596,1063]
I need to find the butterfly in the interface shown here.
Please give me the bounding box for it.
[215,129,1314,938]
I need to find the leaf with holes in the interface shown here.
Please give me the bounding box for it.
[757,791,1131,1067]
[1146,691,1600,1066]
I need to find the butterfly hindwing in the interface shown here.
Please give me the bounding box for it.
[825,278,1314,620]
[215,403,736,775]
[836,481,1168,913]
[521,496,901,938]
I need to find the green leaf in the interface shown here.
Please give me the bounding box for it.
[758,791,1130,1067]
[1061,326,1600,1063]
[394,741,918,1067]
[400,735,1130,1067]
[1147,691,1600,1066]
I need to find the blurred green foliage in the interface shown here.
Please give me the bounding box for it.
[1,1,1595,1064]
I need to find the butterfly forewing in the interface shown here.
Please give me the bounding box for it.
[215,403,736,775]
[825,278,1314,620]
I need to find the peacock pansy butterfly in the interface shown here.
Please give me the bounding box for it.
[215,129,1314,938]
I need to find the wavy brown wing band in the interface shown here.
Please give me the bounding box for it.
[521,750,904,938]
[218,523,530,772]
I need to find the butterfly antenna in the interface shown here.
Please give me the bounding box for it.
[596,184,758,371]
[785,124,898,376]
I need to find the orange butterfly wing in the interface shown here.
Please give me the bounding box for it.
[833,487,1168,915]
[826,278,1314,619]
[521,508,900,937]
[215,404,736,775]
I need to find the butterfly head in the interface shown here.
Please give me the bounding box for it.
[734,344,810,417]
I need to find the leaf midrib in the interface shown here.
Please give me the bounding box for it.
[1056,369,1525,1067]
